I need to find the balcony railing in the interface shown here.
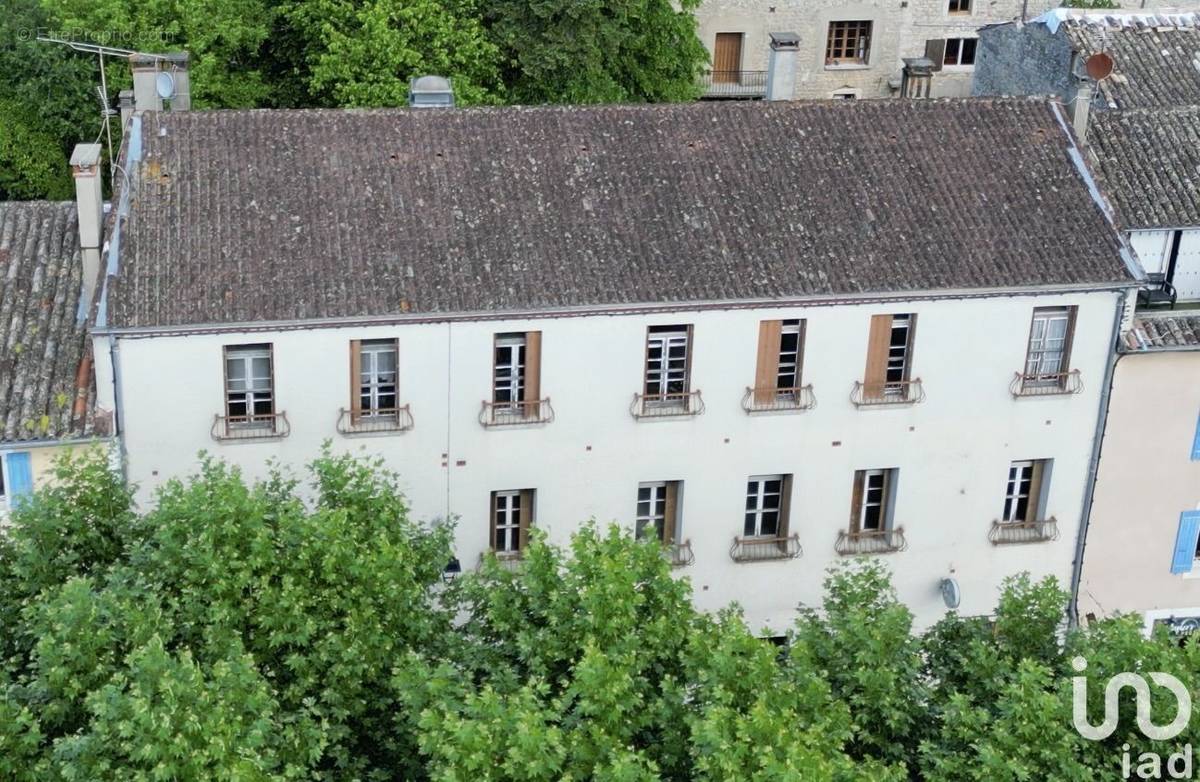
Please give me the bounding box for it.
[477,552,523,573]
[835,528,907,556]
[1010,370,1082,398]
[700,70,767,99]
[479,398,554,427]
[631,391,704,419]
[336,406,414,436]
[730,533,802,563]
[211,412,289,442]
[742,385,817,413]
[851,380,925,407]
[665,540,695,568]
[989,518,1058,545]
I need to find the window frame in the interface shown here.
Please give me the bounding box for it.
[1024,307,1076,383]
[826,20,873,67]
[744,474,789,539]
[884,314,915,396]
[947,0,971,13]
[776,319,804,391]
[493,333,527,410]
[636,481,681,544]
[644,325,693,401]
[942,37,977,67]
[223,344,275,428]
[490,489,533,556]
[355,338,399,417]
[851,468,897,533]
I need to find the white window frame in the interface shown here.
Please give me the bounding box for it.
[636,482,669,542]
[744,475,784,538]
[493,334,527,412]
[1002,460,1035,523]
[358,339,398,416]
[884,315,912,396]
[1026,308,1071,380]
[645,327,690,401]
[493,490,523,554]
[776,320,803,391]
[860,469,888,531]
[942,38,977,67]
[947,0,971,14]
[225,345,274,427]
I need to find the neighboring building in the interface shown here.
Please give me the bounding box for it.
[90,95,1136,631]
[975,10,1200,305]
[0,196,106,515]
[1078,314,1200,635]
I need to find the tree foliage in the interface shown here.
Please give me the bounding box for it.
[4,450,1200,779]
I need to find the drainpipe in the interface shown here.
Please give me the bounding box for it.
[1068,294,1126,628]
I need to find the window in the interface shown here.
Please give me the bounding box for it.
[942,38,977,66]
[637,481,681,543]
[859,313,918,402]
[224,344,274,426]
[352,339,398,417]
[948,0,970,12]
[645,326,691,400]
[826,21,872,66]
[1024,307,1075,381]
[494,334,526,408]
[1,452,33,508]
[485,331,546,424]
[750,319,809,409]
[491,489,533,556]
[1002,460,1049,523]
[777,320,803,390]
[744,475,792,538]
[851,469,896,532]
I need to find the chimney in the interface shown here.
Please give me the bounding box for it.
[408,75,455,108]
[765,32,801,101]
[118,90,134,129]
[1072,83,1093,143]
[129,52,191,112]
[70,143,103,310]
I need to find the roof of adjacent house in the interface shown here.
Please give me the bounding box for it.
[1122,312,1200,351]
[1053,12,1200,111]
[0,201,96,443]
[107,99,1133,330]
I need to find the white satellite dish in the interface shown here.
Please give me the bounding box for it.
[155,71,176,100]
[940,577,961,610]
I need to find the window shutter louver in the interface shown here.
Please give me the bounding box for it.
[518,489,533,551]
[925,39,945,71]
[524,331,542,411]
[864,315,893,398]
[1171,511,1200,574]
[850,471,865,533]
[5,452,33,506]
[754,320,782,405]
[778,475,793,540]
[1027,461,1045,523]
[349,340,362,424]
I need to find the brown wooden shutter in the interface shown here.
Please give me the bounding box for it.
[684,325,695,395]
[778,475,793,539]
[864,315,893,398]
[903,315,918,382]
[663,481,679,544]
[523,331,542,413]
[349,340,362,423]
[488,492,499,551]
[1061,307,1078,376]
[880,469,893,530]
[925,39,945,71]
[849,471,865,533]
[265,344,277,418]
[518,489,533,552]
[713,33,743,82]
[1027,461,1045,523]
[754,320,782,405]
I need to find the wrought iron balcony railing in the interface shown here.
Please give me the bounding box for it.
[851,379,925,407]
[665,540,695,568]
[1010,370,1082,398]
[989,518,1058,545]
[631,390,704,419]
[700,70,767,99]
[730,533,802,563]
[337,405,414,436]
[211,412,290,442]
[479,398,554,427]
[835,528,907,556]
[742,384,817,413]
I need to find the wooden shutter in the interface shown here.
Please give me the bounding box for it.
[1026,461,1045,523]
[663,481,679,544]
[518,489,533,552]
[925,39,945,71]
[349,340,362,423]
[713,33,743,82]
[863,315,893,398]
[880,469,894,530]
[1192,411,1200,461]
[1172,511,1200,574]
[1060,307,1078,377]
[849,471,865,533]
[778,475,793,539]
[5,452,33,506]
[903,315,917,382]
[523,331,542,409]
[754,320,782,405]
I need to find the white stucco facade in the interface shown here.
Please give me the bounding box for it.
[101,288,1124,631]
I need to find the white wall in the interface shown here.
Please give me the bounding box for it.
[111,290,1121,630]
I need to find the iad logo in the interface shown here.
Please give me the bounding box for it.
[1072,656,1194,779]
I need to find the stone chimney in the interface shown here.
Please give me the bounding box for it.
[765,32,801,102]
[118,89,134,128]
[130,52,191,112]
[1072,83,1093,143]
[69,143,103,310]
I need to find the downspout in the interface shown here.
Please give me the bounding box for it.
[109,337,129,485]
[1068,295,1125,628]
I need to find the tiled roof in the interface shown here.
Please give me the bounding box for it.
[0,201,95,443]
[109,99,1132,329]
[1122,312,1200,351]
[1088,107,1200,229]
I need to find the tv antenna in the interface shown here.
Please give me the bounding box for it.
[35,36,172,178]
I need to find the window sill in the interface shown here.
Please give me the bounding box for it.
[479,399,554,428]
[851,379,925,408]
[1181,569,1200,580]
[211,413,290,442]
[988,518,1058,545]
[835,528,907,555]
[940,64,976,73]
[337,406,414,436]
[824,63,871,71]
[730,534,802,563]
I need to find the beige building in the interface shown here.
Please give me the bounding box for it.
[695,0,1200,100]
[1078,313,1200,635]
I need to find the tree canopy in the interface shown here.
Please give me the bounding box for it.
[3,448,1199,779]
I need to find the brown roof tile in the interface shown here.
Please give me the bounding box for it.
[1123,312,1200,351]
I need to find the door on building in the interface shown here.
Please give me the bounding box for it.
[713,33,744,83]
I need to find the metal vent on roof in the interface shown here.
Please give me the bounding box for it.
[408,75,454,108]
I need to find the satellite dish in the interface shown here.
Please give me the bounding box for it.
[1086,52,1115,81]
[940,578,961,610]
[155,71,176,100]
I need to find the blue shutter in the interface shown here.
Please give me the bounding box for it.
[5,452,33,507]
[1171,511,1200,574]
[1192,411,1200,461]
